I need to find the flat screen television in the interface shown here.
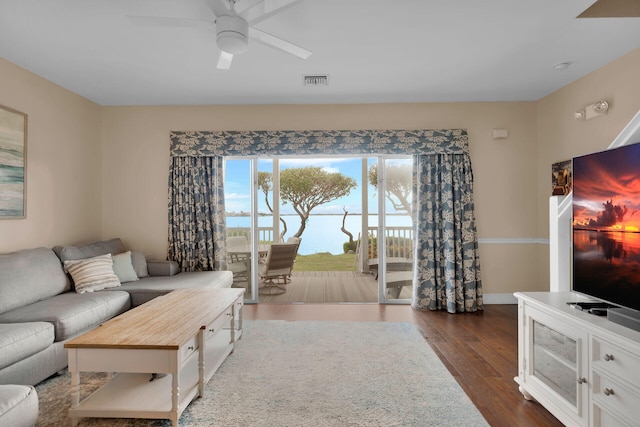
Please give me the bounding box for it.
[572,141,640,315]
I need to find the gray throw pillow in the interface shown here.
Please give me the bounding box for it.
[131,251,149,278]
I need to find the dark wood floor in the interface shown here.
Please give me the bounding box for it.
[243,303,564,427]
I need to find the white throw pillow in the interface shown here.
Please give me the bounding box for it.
[64,254,121,293]
[112,251,139,283]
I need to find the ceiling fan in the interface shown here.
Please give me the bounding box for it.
[128,0,312,70]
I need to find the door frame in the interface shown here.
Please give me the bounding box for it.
[226,155,414,304]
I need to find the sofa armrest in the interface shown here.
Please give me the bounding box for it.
[147,260,180,276]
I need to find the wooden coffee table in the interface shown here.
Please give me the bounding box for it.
[65,287,244,426]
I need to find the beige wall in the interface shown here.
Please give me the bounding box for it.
[536,48,640,288]
[0,58,103,253]
[3,48,639,298]
[101,102,538,295]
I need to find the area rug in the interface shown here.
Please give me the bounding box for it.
[35,320,488,426]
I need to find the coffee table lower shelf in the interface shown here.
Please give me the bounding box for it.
[69,371,199,422]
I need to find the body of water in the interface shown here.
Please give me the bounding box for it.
[226,214,412,255]
[0,164,24,216]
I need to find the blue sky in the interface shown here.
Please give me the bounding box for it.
[224,157,373,215]
[224,157,411,215]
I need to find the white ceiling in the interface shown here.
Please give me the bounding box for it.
[0,0,639,106]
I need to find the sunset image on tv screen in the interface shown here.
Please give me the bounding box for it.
[573,144,640,232]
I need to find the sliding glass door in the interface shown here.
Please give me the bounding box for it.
[224,158,259,302]
[375,157,414,303]
[224,155,414,304]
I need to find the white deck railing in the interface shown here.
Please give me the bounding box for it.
[227,226,413,258]
[226,227,274,244]
[365,226,413,259]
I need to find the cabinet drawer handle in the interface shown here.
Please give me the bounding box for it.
[209,328,215,333]
[604,353,615,361]
[603,388,615,396]
[227,312,232,316]
[577,377,587,384]
[187,346,194,350]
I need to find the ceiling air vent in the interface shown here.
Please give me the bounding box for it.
[303,74,329,86]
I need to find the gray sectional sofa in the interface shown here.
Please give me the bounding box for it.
[0,238,232,425]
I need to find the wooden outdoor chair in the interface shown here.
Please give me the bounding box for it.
[226,235,249,283]
[281,237,301,280]
[258,243,299,294]
[286,236,301,246]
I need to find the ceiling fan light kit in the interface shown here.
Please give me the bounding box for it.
[216,14,249,54]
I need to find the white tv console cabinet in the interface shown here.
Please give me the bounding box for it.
[514,292,640,427]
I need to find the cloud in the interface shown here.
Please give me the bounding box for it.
[385,158,412,167]
[322,166,340,174]
[587,200,628,227]
[279,158,356,170]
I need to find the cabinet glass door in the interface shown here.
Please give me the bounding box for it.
[532,320,578,406]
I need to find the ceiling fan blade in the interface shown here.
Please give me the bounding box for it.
[126,15,212,30]
[577,0,640,17]
[217,51,234,69]
[204,0,231,18]
[249,27,311,59]
[239,0,302,25]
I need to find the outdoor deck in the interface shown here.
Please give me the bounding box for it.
[235,271,412,303]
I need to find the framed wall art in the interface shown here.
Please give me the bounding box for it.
[0,105,27,219]
[552,159,572,196]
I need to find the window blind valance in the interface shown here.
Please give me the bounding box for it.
[170,129,468,157]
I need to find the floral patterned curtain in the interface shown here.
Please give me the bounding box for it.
[168,128,482,311]
[412,154,483,313]
[168,156,225,271]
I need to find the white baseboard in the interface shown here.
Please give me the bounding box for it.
[483,293,517,304]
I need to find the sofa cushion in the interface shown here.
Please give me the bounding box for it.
[147,260,180,276]
[0,247,71,314]
[110,271,233,307]
[0,323,54,370]
[53,238,125,262]
[0,291,131,341]
[0,385,38,427]
[64,254,122,293]
[112,251,139,283]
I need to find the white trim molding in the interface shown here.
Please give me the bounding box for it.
[478,238,549,245]
[608,109,640,149]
